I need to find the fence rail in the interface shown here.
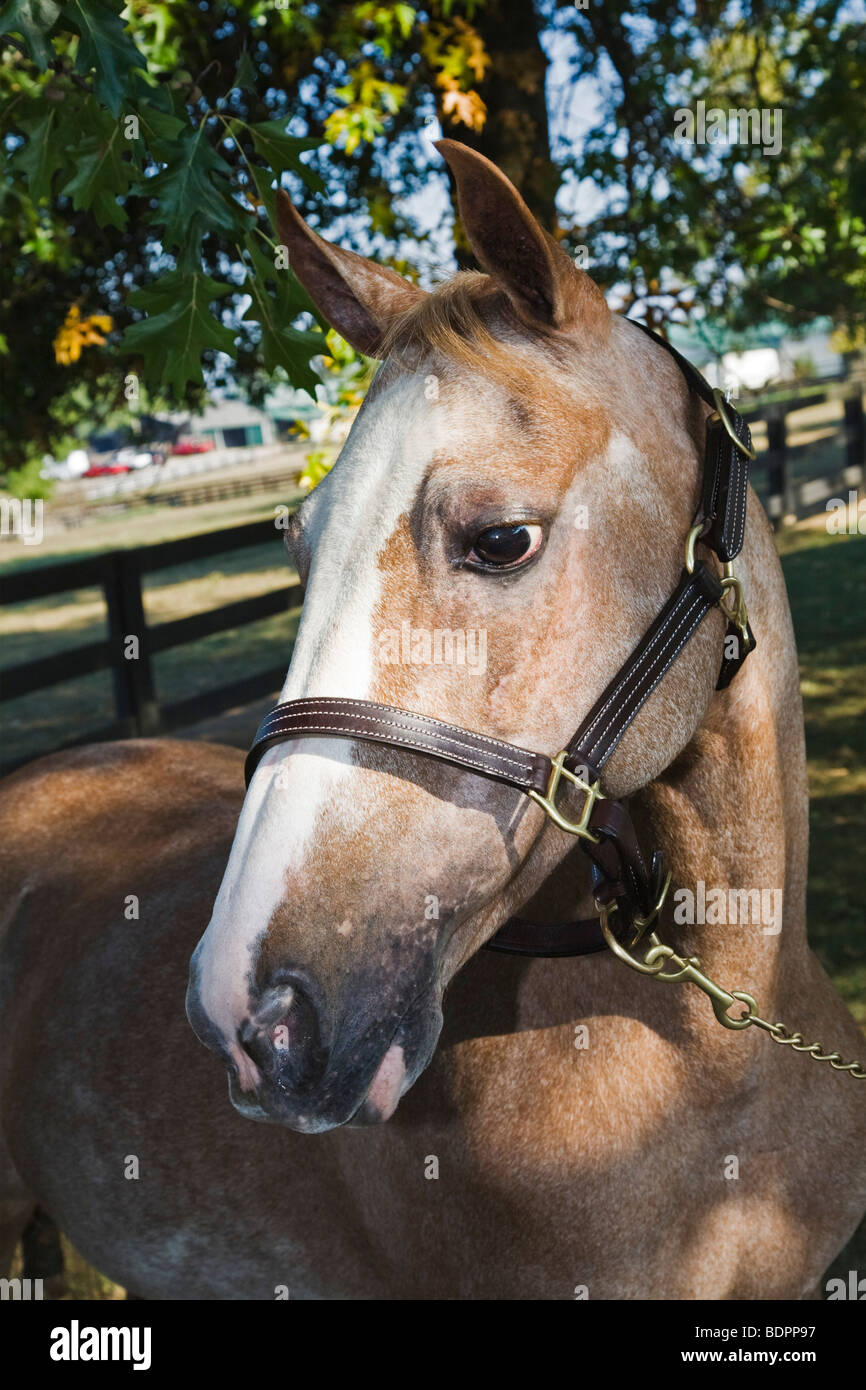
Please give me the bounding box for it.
[50,466,304,528]
[1,517,302,775]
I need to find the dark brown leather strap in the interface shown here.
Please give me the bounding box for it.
[484,913,615,957]
[245,696,553,793]
[488,851,661,958]
[716,618,756,690]
[565,562,723,774]
[630,319,753,566]
[701,412,753,563]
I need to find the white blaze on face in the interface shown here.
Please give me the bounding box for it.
[194,371,438,1043]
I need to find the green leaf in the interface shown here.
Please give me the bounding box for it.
[247,121,324,193]
[246,162,280,236]
[234,48,257,93]
[63,0,147,116]
[393,4,416,39]
[137,103,186,147]
[61,119,132,229]
[121,270,236,396]
[242,237,326,396]
[13,108,63,202]
[0,0,61,70]
[134,125,249,257]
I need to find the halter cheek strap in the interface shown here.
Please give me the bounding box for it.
[244,324,755,957]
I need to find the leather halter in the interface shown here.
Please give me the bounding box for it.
[245,322,756,957]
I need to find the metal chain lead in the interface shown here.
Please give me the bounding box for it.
[749,1016,866,1078]
[599,907,866,1082]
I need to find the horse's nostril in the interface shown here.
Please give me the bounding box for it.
[248,985,296,1033]
[246,967,330,1092]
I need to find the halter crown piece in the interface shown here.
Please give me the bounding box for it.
[245,322,755,958]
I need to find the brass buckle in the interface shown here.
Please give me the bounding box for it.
[528,751,604,843]
[711,387,756,461]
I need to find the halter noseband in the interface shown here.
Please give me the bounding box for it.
[245,323,756,958]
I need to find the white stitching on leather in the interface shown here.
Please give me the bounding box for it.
[731,421,749,554]
[254,707,536,781]
[584,589,707,760]
[266,697,535,758]
[576,584,694,745]
[594,597,710,764]
[255,726,535,787]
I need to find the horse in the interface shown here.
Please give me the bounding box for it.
[1,140,864,1300]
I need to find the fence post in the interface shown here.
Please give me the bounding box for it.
[765,406,790,527]
[104,551,161,736]
[843,392,864,476]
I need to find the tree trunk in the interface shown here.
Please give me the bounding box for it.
[435,0,557,261]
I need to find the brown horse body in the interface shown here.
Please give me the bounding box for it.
[1,143,864,1298]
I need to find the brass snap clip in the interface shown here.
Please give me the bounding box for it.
[719,562,753,649]
[629,869,672,945]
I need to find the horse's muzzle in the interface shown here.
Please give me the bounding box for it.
[187,957,442,1132]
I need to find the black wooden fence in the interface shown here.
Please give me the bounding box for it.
[742,386,864,523]
[1,518,302,775]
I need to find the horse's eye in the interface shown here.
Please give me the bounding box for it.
[468,523,543,569]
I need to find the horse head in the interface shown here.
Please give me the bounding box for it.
[186,141,727,1131]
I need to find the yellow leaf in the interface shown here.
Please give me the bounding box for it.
[52,305,112,366]
[442,87,487,131]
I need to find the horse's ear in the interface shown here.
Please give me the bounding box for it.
[275,190,427,357]
[435,140,609,337]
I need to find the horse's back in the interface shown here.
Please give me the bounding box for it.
[1,736,240,944]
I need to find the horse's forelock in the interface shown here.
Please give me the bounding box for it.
[377,270,563,392]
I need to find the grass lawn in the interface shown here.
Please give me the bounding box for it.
[776,524,866,1026]
[780,522,866,1288]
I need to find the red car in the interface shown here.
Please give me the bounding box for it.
[83,462,131,477]
[172,437,215,455]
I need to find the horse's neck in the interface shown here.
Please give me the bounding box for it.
[643,649,807,980]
